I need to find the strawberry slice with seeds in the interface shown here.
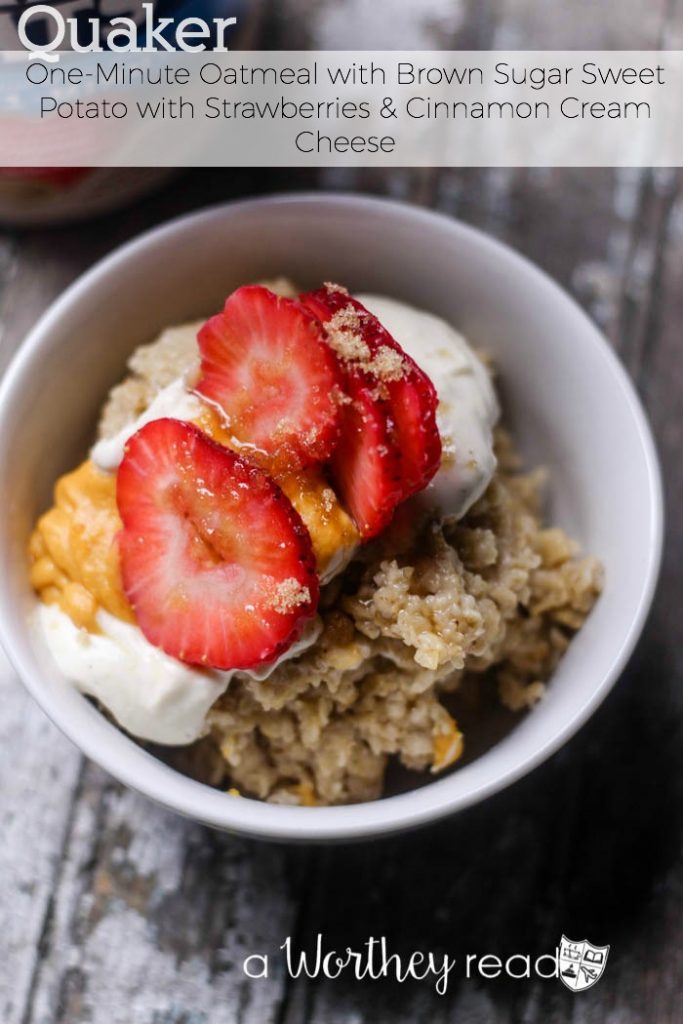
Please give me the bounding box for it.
[116,419,319,671]
[196,286,343,473]
[302,286,441,500]
[300,288,404,539]
[387,373,442,498]
[331,376,403,539]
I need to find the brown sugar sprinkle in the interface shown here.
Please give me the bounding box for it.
[271,578,311,615]
[326,306,371,362]
[324,304,408,384]
[368,345,405,382]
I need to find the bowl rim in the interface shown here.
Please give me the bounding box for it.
[0,191,664,841]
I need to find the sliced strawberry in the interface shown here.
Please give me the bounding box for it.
[196,286,343,473]
[387,374,442,498]
[331,376,403,539]
[301,286,441,499]
[116,418,319,671]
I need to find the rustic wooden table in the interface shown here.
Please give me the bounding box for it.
[2,2,683,1022]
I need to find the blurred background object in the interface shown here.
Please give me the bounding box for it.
[0,0,259,225]
[0,167,175,226]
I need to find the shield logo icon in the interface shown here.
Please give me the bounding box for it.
[558,936,610,992]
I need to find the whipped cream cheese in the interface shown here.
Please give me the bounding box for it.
[92,376,204,473]
[41,293,498,747]
[357,294,499,521]
[39,602,323,745]
[39,603,228,745]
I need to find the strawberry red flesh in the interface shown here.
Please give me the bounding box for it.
[196,286,343,473]
[116,418,319,671]
[301,286,442,500]
[330,376,403,539]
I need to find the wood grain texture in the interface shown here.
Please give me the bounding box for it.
[1,1,683,1021]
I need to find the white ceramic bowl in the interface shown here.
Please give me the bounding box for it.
[0,194,663,841]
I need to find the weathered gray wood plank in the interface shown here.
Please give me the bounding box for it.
[0,646,83,1024]
[0,234,97,1024]
[24,764,297,1024]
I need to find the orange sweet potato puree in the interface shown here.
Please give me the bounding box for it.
[432,716,465,773]
[29,410,359,634]
[29,459,134,633]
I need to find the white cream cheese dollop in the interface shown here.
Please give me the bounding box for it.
[39,603,323,745]
[39,603,228,745]
[358,294,500,521]
[41,294,498,747]
[91,376,204,472]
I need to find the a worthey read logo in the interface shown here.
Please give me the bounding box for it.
[558,936,610,992]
